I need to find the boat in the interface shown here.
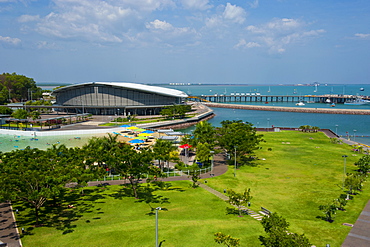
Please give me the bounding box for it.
[344,98,370,105]
[296,102,305,106]
[360,88,364,91]
[325,99,331,103]
[331,103,336,107]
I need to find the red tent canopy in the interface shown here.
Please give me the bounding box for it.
[179,144,192,149]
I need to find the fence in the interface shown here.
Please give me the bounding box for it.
[96,166,212,182]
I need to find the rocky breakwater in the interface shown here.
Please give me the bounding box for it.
[204,103,370,115]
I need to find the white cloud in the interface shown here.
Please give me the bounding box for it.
[223,3,246,24]
[22,0,176,44]
[181,0,212,10]
[18,14,40,22]
[234,39,261,49]
[246,18,325,53]
[249,0,259,9]
[146,19,174,31]
[354,33,370,39]
[0,35,21,46]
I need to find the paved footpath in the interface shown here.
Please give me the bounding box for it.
[0,202,22,247]
[341,200,370,247]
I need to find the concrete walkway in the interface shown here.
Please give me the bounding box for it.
[341,200,370,247]
[0,202,22,247]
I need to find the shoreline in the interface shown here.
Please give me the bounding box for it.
[204,102,370,115]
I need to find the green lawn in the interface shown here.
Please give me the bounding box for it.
[204,131,370,246]
[16,131,369,246]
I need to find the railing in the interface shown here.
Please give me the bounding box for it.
[96,166,212,182]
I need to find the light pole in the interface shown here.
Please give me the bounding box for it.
[342,155,348,190]
[234,146,237,177]
[353,130,357,142]
[267,118,270,129]
[155,207,162,247]
[335,125,338,135]
[210,151,215,176]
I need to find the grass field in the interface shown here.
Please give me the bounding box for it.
[16,131,369,247]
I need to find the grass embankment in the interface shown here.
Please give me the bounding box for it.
[16,131,369,246]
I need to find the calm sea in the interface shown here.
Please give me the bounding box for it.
[0,83,368,153]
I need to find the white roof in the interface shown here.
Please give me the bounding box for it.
[53,82,188,98]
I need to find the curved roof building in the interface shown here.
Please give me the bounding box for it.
[52,82,188,115]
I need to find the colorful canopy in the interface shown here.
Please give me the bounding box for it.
[179,144,192,149]
[134,128,146,132]
[138,133,151,137]
[128,139,145,144]
[135,136,148,140]
[141,130,155,134]
[120,124,131,127]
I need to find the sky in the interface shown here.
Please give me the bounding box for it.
[1,0,370,85]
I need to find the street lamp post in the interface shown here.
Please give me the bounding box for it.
[234,146,237,177]
[210,151,215,176]
[353,130,357,142]
[342,155,348,190]
[155,207,162,247]
[267,118,270,129]
[335,125,338,135]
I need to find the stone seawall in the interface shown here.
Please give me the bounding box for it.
[204,103,370,115]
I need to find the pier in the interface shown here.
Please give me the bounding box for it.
[203,102,370,115]
[190,94,369,103]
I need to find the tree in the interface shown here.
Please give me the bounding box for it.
[344,173,365,194]
[0,146,78,224]
[112,144,154,198]
[191,121,216,148]
[11,108,29,119]
[152,139,177,171]
[226,188,252,216]
[259,212,311,247]
[354,154,370,175]
[318,202,337,222]
[214,232,240,247]
[0,72,42,104]
[0,106,12,114]
[216,120,264,166]
[160,104,192,119]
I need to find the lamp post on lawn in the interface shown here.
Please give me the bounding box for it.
[335,125,338,135]
[155,207,162,247]
[353,129,357,142]
[342,155,348,190]
[210,151,215,176]
[267,118,270,129]
[234,146,237,177]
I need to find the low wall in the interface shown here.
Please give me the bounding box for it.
[204,103,370,115]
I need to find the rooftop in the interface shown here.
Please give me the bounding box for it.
[52,82,188,98]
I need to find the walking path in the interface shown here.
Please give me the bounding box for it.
[0,202,22,247]
[341,200,370,247]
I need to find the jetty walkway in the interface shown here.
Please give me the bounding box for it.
[204,102,370,115]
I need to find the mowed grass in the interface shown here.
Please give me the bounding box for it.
[16,131,369,246]
[17,181,263,247]
[204,131,370,247]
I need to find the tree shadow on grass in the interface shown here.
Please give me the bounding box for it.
[16,187,107,236]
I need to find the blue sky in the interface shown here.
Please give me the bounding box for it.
[1,0,369,85]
